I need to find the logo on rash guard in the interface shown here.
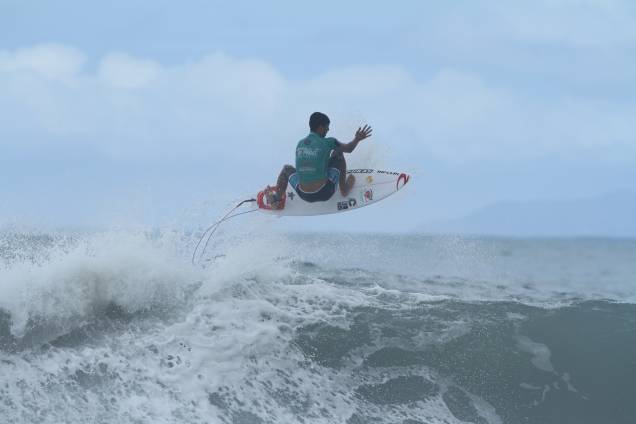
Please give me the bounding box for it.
[297,146,320,158]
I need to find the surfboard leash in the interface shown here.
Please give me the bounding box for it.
[191,198,257,265]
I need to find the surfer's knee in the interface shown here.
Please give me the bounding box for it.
[282,165,295,175]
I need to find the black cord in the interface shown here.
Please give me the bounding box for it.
[191,198,256,265]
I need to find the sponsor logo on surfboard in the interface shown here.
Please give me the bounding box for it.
[348,169,374,174]
[348,169,401,176]
[337,198,358,210]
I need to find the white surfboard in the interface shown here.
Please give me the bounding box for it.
[256,169,410,216]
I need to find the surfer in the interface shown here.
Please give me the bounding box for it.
[268,112,372,209]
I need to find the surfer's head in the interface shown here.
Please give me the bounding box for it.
[309,112,330,137]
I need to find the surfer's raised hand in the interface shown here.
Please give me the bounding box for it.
[353,125,373,143]
[337,124,373,154]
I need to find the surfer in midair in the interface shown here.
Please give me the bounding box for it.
[268,112,372,209]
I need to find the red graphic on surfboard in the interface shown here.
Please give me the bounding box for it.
[397,173,410,190]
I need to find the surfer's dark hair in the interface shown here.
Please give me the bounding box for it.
[309,112,330,131]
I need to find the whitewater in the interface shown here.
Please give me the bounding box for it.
[1,225,635,424]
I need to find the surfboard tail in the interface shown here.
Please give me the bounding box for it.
[257,186,286,211]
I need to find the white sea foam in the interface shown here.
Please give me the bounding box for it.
[0,230,196,338]
[0,229,487,423]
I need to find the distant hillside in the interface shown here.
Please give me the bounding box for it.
[420,191,636,237]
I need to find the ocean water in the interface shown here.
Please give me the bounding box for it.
[1,228,635,424]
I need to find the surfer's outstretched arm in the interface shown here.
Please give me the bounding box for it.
[336,125,372,154]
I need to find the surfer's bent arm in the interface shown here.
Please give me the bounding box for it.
[336,124,373,154]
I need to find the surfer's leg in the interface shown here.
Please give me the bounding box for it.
[276,165,296,195]
[329,151,355,196]
[267,165,295,210]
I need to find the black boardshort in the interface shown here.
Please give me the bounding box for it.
[289,167,340,203]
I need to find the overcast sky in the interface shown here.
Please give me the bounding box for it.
[1,0,635,232]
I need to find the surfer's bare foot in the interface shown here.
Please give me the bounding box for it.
[265,187,284,210]
[341,174,355,196]
[271,199,284,210]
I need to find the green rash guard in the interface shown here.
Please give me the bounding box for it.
[295,132,340,184]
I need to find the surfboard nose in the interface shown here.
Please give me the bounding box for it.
[397,173,410,190]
